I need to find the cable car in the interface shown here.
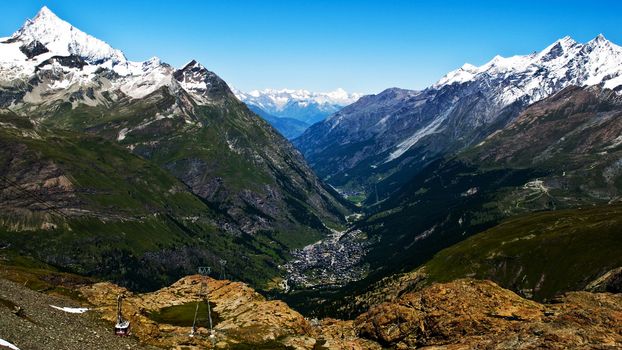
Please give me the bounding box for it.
[114,294,131,336]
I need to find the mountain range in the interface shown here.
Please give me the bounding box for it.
[286,35,622,315]
[354,83,622,286]
[1,6,622,349]
[234,88,361,138]
[295,35,622,199]
[0,6,350,291]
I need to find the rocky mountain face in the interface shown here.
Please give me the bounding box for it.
[294,35,622,199]
[234,88,361,138]
[471,85,622,167]
[355,278,622,349]
[81,276,311,349]
[80,275,382,349]
[340,85,622,302]
[0,7,350,291]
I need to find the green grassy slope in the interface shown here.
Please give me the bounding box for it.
[0,116,322,291]
[42,87,350,231]
[424,204,622,301]
[0,65,354,293]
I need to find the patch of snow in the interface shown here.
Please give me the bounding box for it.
[48,78,72,90]
[119,64,173,99]
[413,225,436,243]
[0,339,19,350]
[605,135,622,149]
[461,187,479,197]
[386,114,446,162]
[155,113,175,121]
[117,127,128,141]
[604,74,622,90]
[49,305,89,313]
[374,114,392,127]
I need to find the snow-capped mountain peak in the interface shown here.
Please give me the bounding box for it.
[11,6,126,64]
[171,59,235,104]
[175,60,211,93]
[181,59,205,70]
[551,35,578,49]
[295,34,622,182]
[537,36,579,61]
[434,35,622,95]
[0,7,234,107]
[589,33,608,45]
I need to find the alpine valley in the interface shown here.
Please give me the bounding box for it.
[0,7,352,292]
[292,35,622,313]
[1,6,622,350]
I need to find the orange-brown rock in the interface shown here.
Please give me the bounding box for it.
[78,275,622,349]
[355,279,622,349]
[78,275,391,349]
[80,275,312,348]
[309,318,382,350]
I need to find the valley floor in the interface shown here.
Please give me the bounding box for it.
[282,226,371,289]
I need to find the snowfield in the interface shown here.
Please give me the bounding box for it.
[0,338,20,350]
[49,305,90,314]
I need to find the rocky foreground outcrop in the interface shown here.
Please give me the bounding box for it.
[3,272,619,349]
[356,279,622,349]
[79,275,379,349]
[78,275,622,349]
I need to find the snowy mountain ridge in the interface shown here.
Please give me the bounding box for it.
[0,6,224,108]
[434,34,622,104]
[234,88,361,111]
[323,34,622,148]
[0,6,359,130]
[12,6,126,64]
[387,34,622,161]
[295,34,622,194]
[234,87,361,125]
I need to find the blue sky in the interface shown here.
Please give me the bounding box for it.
[1,1,621,94]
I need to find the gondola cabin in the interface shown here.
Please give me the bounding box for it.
[115,320,131,336]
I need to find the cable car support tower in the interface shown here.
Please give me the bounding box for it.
[190,266,216,343]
